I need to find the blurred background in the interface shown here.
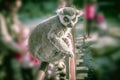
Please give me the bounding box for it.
[0,0,120,80]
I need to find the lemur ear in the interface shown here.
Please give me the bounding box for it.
[56,8,64,15]
[76,10,84,17]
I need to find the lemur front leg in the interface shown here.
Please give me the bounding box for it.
[48,28,74,57]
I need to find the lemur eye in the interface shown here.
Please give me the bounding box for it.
[72,17,76,22]
[64,17,69,22]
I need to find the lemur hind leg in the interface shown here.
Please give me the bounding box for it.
[54,61,67,80]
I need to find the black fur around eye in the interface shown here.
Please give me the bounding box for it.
[63,17,69,22]
[72,17,76,22]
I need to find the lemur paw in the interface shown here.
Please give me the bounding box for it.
[68,51,74,58]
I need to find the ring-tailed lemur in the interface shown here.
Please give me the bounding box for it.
[29,7,83,63]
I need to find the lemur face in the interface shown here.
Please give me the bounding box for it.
[56,7,83,28]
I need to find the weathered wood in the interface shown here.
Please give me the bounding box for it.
[76,73,88,80]
[70,57,76,80]
[76,66,89,71]
[76,53,84,59]
[35,62,49,80]
[69,27,76,80]
[76,59,84,65]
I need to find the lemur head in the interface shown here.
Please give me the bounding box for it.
[56,7,83,28]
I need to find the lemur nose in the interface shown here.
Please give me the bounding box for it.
[67,23,73,28]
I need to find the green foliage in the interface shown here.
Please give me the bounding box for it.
[19,1,57,19]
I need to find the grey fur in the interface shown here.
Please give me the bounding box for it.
[29,7,83,62]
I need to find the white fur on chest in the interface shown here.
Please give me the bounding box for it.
[48,26,74,54]
[60,28,73,51]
